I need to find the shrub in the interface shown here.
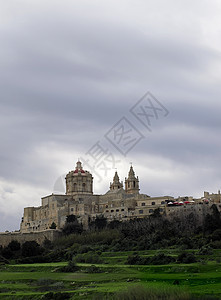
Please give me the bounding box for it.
[89,215,107,230]
[150,253,176,265]
[0,255,9,264]
[198,245,213,255]
[58,260,79,273]
[62,222,83,235]
[44,249,67,262]
[74,252,102,264]
[50,222,57,229]
[1,247,13,259]
[16,255,48,264]
[62,215,83,235]
[42,239,53,250]
[16,249,66,264]
[177,252,196,264]
[78,245,93,253]
[127,254,141,265]
[210,240,221,249]
[42,292,71,299]
[7,240,21,251]
[85,265,102,273]
[126,253,175,265]
[36,278,55,286]
[211,229,221,241]
[21,241,43,257]
[113,284,190,300]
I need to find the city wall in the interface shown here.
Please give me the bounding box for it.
[0,229,62,248]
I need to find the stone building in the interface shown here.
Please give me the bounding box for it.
[20,161,172,233]
[20,160,221,233]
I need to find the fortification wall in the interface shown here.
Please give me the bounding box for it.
[0,229,62,248]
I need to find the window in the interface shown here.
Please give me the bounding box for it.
[161,201,165,204]
[121,209,124,211]
[149,209,153,213]
[106,205,108,208]
[116,209,119,212]
[106,210,109,212]
[141,202,145,206]
[111,210,114,212]
[71,208,74,212]
[139,210,143,214]
[151,202,155,205]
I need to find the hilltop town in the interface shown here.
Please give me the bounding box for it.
[20,160,221,233]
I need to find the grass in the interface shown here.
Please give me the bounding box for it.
[0,250,220,299]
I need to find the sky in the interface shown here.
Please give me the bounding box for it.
[0,0,221,231]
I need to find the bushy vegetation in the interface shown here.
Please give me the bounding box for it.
[62,215,83,235]
[57,259,79,272]
[0,207,220,299]
[127,253,176,265]
[113,285,190,300]
[42,291,71,299]
[1,206,221,265]
[74,251,103,264]
[177,252,197,264]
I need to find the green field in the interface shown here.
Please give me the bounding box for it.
[0,250,221,299]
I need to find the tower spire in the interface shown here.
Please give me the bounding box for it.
[125,165,139,194]
[110,171,123,190]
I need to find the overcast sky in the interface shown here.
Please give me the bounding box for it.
[1,0,221,231]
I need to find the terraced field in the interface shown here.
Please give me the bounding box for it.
[0,250,220,299]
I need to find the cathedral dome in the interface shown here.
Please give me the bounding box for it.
[65,160,93,195]
[74,169,85,174]
[73,161,86,174]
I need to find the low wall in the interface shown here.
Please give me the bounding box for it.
[0,229,62,248]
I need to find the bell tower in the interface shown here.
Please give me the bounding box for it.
[125,165,139,194]
[110,171,123,191]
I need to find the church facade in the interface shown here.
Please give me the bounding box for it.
[20,161,174,233]
[20,161,221,233]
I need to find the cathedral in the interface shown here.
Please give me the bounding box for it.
[20,160,221,233]
[20,160,174,233]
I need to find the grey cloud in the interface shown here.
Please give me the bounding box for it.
[1,0,221,230]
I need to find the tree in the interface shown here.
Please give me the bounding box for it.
[94,215,107,230]
[203,204,221,234]
[49,222,57,229]
[177,252,196,263]
[150,208,161,218]
[8,240,21,251]
[108,220,121,229]
[1,247,13,259]
[62,215,83,235]
[66,215,77,223]
[21,241,43,257]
